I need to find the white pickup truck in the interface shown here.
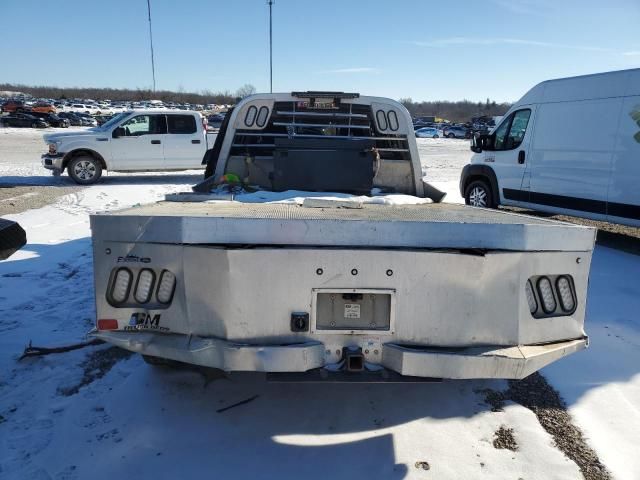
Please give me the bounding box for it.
[42,110,216,184]
[89,91,595,381]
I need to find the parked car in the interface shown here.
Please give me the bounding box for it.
[1,113,49,128]
[73,112,98,126]
[415,127,443,138]
[58,112,84,126]
[31,102,56,114]
[95,114,114,126]
[88,91,595,381]
[70,103,99,114]
[31,112,70,127]
[42,110,216,184]
[462,67,640,228]
[207,113,226,129]
[1,100,30,113]
[96,106,114,115]
[443,125,470,139]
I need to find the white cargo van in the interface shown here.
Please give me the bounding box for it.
[461,68,640,227]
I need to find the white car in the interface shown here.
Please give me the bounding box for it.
[461,67,640,227]
[415,127,443,138]
[70,103,100,115]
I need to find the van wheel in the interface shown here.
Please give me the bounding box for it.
[465,180,495,208]
[68,155,102,184]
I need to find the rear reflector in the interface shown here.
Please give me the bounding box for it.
[97,319,118,330]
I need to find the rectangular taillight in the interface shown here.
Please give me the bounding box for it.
[97,319,118,330]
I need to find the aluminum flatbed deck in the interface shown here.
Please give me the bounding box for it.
[91,200,595,251]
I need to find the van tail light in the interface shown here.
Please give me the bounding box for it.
[97,319,118,330]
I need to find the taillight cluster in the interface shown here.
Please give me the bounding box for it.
[525,275,577,318]
[107,267,176,308]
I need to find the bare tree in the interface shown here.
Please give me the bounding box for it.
[235,84,257,99]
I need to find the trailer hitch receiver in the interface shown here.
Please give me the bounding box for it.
[343,347,365,372]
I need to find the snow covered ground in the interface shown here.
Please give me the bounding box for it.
[0,130,638,479]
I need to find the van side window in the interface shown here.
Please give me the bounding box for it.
[493,116,512,150]
[167,115,197,134]
[494,109,531,150]
[506,109,531,149]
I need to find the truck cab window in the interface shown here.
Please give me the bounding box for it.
[121,115,166,136]
[167,115,197,134]
[494,109,531,150]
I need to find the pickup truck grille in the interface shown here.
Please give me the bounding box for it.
[230,101,410,162]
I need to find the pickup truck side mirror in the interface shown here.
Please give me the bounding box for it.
[112,127,125,138]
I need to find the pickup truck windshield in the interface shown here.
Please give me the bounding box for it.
[98,112,130,131]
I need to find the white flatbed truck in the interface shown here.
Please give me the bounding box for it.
[89,92,595,380]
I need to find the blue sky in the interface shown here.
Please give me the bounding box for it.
[2,0,639,102]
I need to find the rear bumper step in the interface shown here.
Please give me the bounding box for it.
[91,330,587,380]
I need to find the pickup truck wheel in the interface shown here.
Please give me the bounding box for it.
[68,155,102,184]
[465,180,495,208]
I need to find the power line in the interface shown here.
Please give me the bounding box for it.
[268,0,274,93]
[147,0,157,92]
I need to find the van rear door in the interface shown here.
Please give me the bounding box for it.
[526,98,622,220]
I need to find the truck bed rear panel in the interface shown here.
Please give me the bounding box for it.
[92,242,590,345]
[91,201,595,251]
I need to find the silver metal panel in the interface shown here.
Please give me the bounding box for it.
[91,202,596,252]
[92,243,590,349]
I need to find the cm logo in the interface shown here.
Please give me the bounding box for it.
[129,312,161,327]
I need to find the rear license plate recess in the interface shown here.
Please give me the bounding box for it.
[312,288,395,334]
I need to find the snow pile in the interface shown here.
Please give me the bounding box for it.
[229,189,432,206]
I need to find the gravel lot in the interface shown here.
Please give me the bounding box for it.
[0,126,84,214]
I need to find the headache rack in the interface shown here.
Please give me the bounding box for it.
[230,101,411,163]
[197,93,431,197]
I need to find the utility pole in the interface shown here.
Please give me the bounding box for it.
[147,0,157,92]
[268,0,273,93]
